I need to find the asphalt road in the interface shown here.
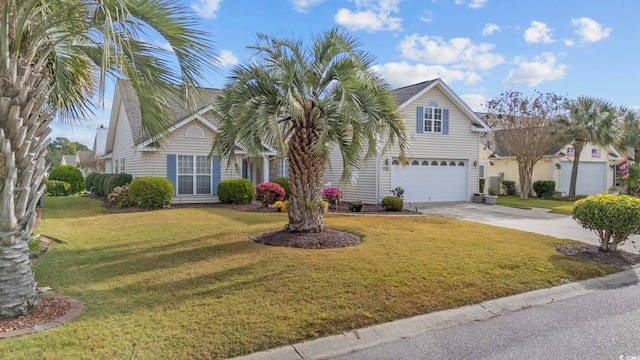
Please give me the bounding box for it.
[332,282,640,360]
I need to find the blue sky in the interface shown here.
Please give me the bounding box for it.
[56,0,640,148]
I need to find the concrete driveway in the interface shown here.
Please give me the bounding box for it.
[416,202,640,254]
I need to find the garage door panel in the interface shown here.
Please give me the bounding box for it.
[391,160,468,202]
[558,162,607,195]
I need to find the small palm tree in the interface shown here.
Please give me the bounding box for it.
[564,96,617,197]
[212,28,409,233]
[0,0,216,319]
[617,109,640,164]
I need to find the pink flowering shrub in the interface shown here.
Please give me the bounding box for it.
[107,185,134,208]
[321,187,342,203]
[256,182,285,206]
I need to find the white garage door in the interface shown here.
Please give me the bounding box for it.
[391,159,468,202]
[558,162,607,195]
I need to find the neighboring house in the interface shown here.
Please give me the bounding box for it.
[60,154,78,167]
[479,130,623,196]
[323,79,491,203]
[102,79,277,204]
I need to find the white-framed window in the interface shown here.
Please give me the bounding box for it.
[177,155,211,195]
[185,125,205,139]
[423,107,443,133]
[277,158,289,178]
[121,158,125,173]
[478,164,486,178]
[114,159,119,174]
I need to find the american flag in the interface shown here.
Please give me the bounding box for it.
[592,148,601,158]
[567,148,574,157]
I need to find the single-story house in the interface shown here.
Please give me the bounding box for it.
[103,78,490,204]
[479,130,623,196]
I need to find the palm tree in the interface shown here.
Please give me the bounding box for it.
[617,109,640,164]
[0,0,215,319]
[564,96,617,197]
[212,28,409,233]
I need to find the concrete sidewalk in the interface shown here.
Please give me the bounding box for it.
[231,266,640,360]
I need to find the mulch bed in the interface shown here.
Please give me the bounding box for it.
[0,297,70,333]
[555,244,640,268]
[253,228,361,249]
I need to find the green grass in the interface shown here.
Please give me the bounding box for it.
[0,197,617,359]
[496,195,575,215]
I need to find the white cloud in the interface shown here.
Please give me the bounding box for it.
[502,53,568,87]
[372,61,482,88]
[524,21,554,44]
[334,0,402,32]
[459,94,487,112]
[469,0,487,9]
[482,23,500,36]
[420,10,433,23]
[191,0,223,19]
[571,17,611,43]
[218,50,239,67]
[399,34,504,71]
[564,39,575,47]
[290,0,324,13]
[454,0,487,9]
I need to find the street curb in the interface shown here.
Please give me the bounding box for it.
[230,266,640,360]
[0,295,84,340]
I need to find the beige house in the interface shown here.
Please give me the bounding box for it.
[479,133,623,196]
[324,79,491,203]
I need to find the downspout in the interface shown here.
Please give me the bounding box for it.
[375,154,380,204]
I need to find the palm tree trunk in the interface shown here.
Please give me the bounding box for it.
[285,125,326,232]
[0,59,51,319]
[569,140,585,197]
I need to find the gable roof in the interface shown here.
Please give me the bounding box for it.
[61,154,77,166]
[392,78,490,131]
[482,129,566,157]
[105,79,220,152]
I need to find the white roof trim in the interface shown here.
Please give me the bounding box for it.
[399,78,491,132]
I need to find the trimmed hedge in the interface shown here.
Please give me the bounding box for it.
[382,196,403,211]
[533,180,555,199]
[218,179,254,204]
[272,177,291,200]
[85,173,98,191]
[49,165,84,194]
[573,193,640,251]
[128,177,174,209]
[46,180,71,196]
[105,174,133,197]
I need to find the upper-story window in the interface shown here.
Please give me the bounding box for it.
[424,107,443,133]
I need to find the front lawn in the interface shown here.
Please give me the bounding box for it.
[496,195,575,215]
[0,197,618,359]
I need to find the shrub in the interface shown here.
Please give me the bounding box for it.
[218,179,254,204]
[105,174,133,197]
[573,193,640,251]
[501,180,517,196]
[321,187,342,203]
[382,196,403,211]
[273,200,287,212]
[533,180,555,199]
[107,185,134,208]
[85,173,98,192]
[49,165,84,194]
[272,177,291,199]
[128,177,174,209]
[479,178,485,193]
[46,180,71,196]
[256,182,285,206]
[92,174,108,196]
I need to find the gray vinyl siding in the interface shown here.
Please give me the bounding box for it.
[111,102,143,176]
[324,147,380,204]
[141,121,241,204]
[383,86,480,199]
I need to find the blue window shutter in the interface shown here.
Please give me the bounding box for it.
[416,107,424,133]
[443,109,449,134]
[212,156,221,195]
[167,154,177,195]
